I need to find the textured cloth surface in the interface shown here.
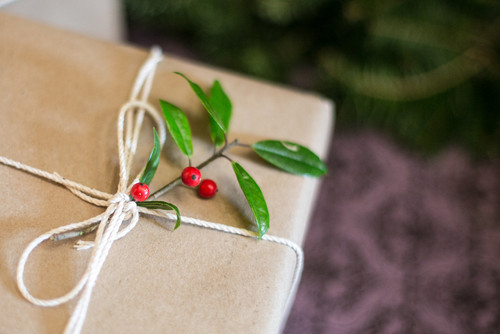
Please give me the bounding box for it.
[285,131,500,334]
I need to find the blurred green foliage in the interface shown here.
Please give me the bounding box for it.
[125,0,500,157]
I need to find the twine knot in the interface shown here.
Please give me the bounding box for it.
[110,192,131,204]
[124,200,138,213]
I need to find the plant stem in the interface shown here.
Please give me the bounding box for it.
[51,223,98,241]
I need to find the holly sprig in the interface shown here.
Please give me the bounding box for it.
[141,72,327,238]
[59,72,327,240]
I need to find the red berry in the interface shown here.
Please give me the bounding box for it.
[198,179,217,198]
[181,166,202,187]
[130,183,150,202]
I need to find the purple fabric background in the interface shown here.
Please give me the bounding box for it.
[284,130,500,334]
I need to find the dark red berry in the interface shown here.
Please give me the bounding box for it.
[130,183,150,202]
[181,166,201,187]
[198,179,217,199]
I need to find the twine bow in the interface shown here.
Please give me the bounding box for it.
[0,48,305,334]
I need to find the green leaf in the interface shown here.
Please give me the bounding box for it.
[139,128,161,185]
[232,162,269,239]
[208,80,232,147]
[174,72,227,133]
[252,140,327,177]
[137,201,182,230]
[159,99,193,157]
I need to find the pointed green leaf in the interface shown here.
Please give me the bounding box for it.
[174,72,227,133]
[159,99,193,157]
[137,200,182,230]
[208,80,232,147]
[140,128,161,185]
[252,140,327,177]
[232,162,269,239]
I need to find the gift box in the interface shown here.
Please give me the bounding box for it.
[0,13,333,333]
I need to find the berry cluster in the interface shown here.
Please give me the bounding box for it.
[131,167,217,202]
[181,166,217,198]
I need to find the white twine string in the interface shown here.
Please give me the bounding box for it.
[0,48,303,334]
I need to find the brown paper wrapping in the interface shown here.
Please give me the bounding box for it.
[0,13,333,333]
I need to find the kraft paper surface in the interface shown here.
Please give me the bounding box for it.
[0,13,333,334]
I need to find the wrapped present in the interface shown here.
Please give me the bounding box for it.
[0,13,333,333]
